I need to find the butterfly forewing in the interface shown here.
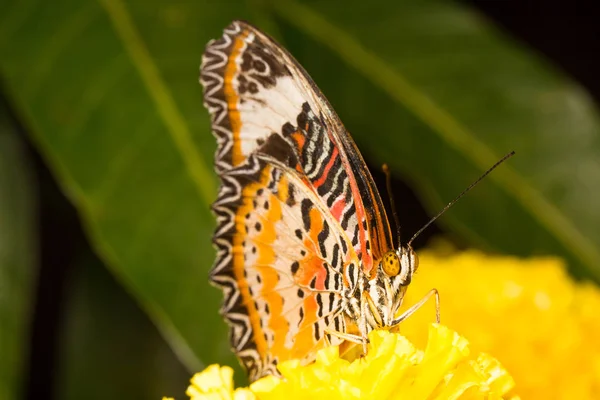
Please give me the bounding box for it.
[200,20,394,381]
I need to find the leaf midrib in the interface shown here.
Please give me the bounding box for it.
[98,0,215,206]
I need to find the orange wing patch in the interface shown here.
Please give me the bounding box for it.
[223,32,248,167]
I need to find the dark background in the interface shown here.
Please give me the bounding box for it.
[6,1,598,398]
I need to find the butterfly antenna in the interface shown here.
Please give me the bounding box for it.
[407,151,515,248]
[382,164,402,246]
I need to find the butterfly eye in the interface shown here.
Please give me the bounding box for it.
[382,251,401,276]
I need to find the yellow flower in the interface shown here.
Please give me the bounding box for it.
[175,324,516,400]
[167,250,600,399]
[399,249,600,399]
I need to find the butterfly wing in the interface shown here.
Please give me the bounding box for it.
[200,21,393,380]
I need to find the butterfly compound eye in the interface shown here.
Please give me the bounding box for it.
[382,251,401,276]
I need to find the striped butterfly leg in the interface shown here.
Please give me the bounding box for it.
[390,288,441,326]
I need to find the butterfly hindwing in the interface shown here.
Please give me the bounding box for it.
[211,152,353,380]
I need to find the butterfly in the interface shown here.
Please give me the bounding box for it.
[200,20,434,382]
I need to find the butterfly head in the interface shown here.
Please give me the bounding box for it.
[361,246,418,330]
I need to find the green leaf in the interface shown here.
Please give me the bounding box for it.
[0,108,37,400]
[269,0,600,280]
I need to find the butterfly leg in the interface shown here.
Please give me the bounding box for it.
[359,294,374,354]
[324,329,367,346]
[390,288,440,326]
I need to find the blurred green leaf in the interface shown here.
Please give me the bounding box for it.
[271,0,600,280]
[57,250,188,400]
[1,0,599,391]
[0,109,37,400]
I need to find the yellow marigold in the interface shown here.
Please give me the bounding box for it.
[399,249,600,399]
[169,324,516,400]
